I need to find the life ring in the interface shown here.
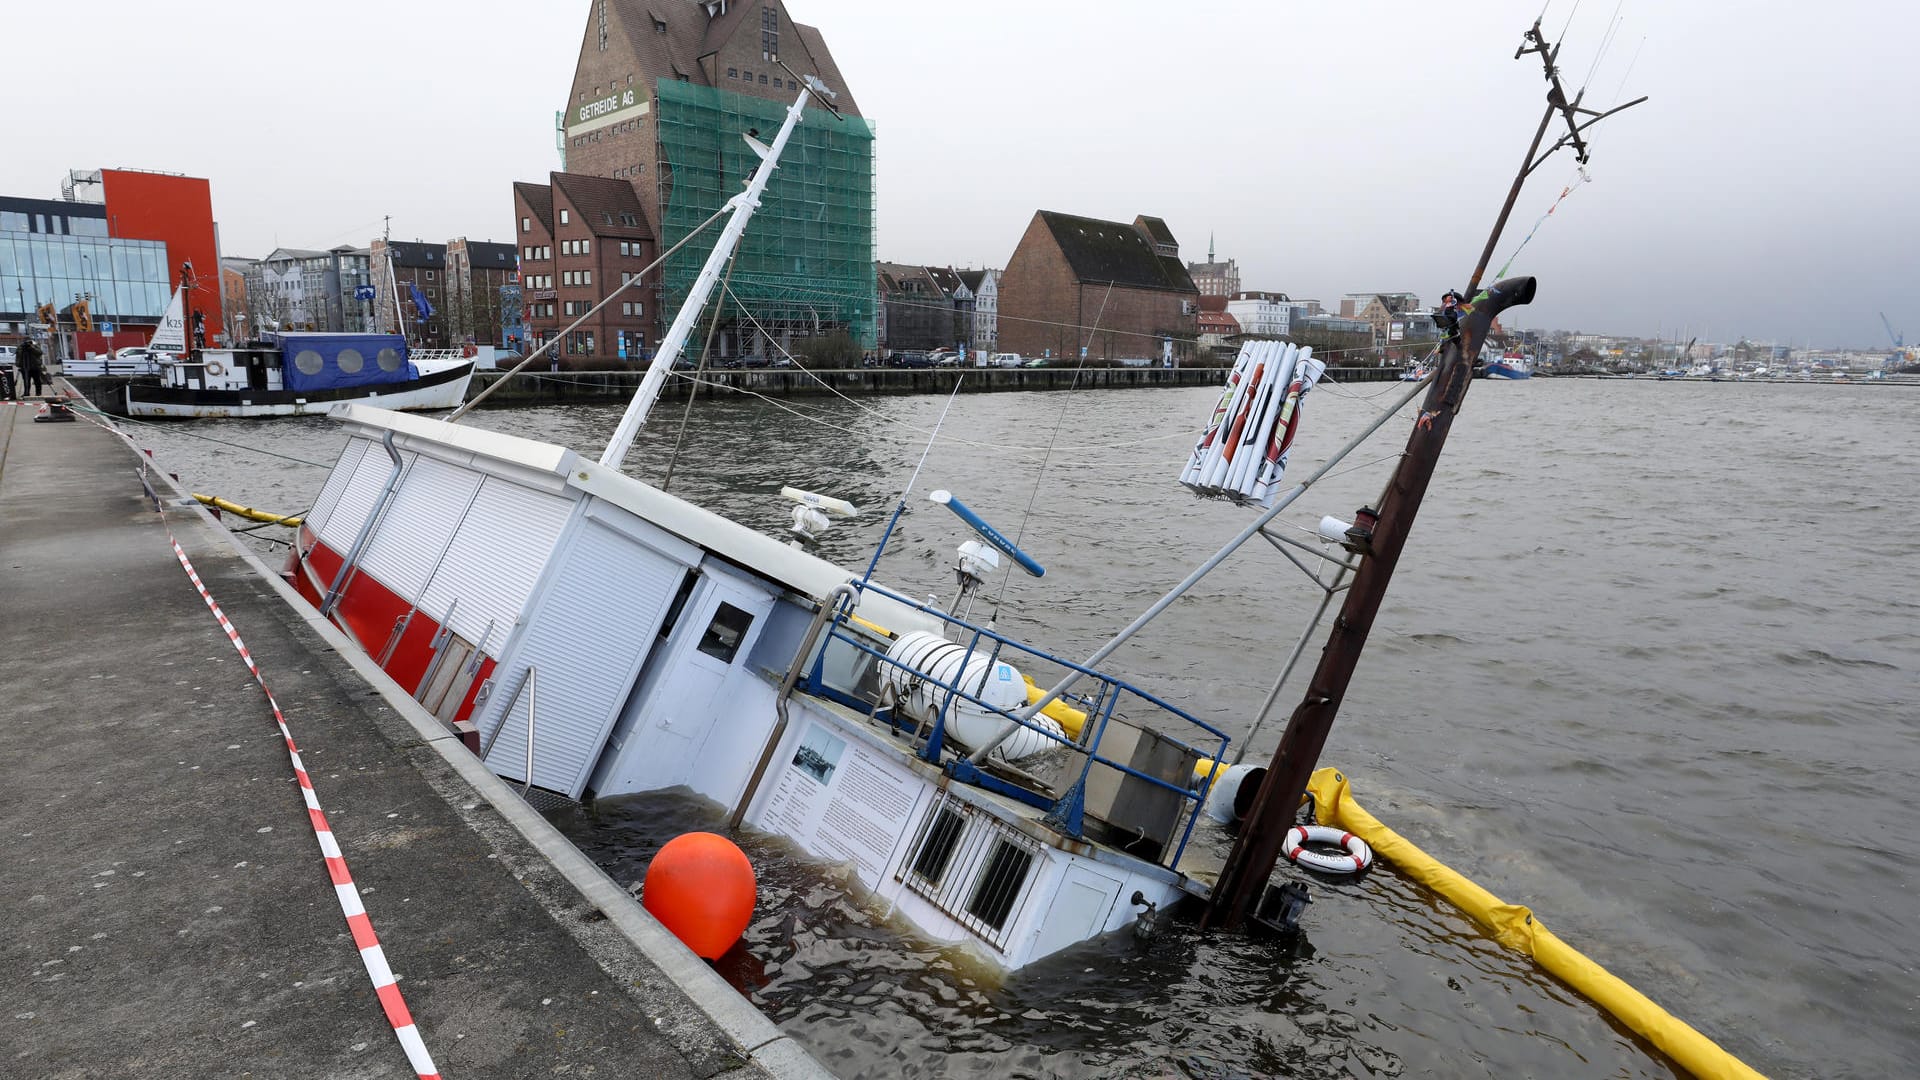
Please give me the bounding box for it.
[1284,824,1372,875]
[206,360,226,376]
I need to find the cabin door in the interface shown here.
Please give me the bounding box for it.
[591,569,774,798]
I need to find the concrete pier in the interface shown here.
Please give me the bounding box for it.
[0,390,827,1079]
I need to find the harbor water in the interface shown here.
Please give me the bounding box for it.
[122,377,1919,1078]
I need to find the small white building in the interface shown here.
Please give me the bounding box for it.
[1227,291,1293,337]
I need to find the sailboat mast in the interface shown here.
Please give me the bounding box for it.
[597,76,835,470]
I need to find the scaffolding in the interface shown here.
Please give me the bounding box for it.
[655,81,877,352]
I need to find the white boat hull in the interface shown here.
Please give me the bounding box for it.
[125,364,474,419]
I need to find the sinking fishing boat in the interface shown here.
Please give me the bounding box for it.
[285,76,1249,968]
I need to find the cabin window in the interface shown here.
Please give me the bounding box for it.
[293,349,325,375]
[696,603,753,664]
[965,839,1034,932]
[377,347,402,372]
[910,808,965,886]
[336,348,365,374]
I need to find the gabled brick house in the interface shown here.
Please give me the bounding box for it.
[997,211,1200,364]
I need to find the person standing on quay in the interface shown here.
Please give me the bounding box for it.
[17,339,47,397]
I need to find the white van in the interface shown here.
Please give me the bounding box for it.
[991,352,1024,368]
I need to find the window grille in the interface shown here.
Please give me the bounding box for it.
[899,791,1040,951]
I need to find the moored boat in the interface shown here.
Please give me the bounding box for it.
[125,332,475,418]
[1483,351,1534,379]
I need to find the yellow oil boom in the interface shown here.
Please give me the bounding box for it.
[192,493,303,527]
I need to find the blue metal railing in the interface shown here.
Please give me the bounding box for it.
[805,579,1231,873]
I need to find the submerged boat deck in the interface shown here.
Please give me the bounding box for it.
[0,390,824,1078]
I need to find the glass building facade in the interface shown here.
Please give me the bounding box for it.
[1,197,170,323]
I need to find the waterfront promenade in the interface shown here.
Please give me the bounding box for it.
[0,391,826,1079]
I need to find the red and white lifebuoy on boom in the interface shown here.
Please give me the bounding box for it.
[1284,824,1373,875]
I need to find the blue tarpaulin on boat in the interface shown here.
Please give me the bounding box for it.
[278,334,418,392]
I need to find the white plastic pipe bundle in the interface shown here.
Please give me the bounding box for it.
[1179,340,1326,506]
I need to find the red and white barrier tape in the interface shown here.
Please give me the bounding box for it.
[89,411,441,1079]
[166,538,440,1079]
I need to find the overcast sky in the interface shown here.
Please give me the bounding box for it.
[8,1,1915,348]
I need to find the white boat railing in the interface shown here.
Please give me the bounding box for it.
[409,348,468,364]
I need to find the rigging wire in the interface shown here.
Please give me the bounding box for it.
[693,273,1396,361]
[661,248,738,492]
[85,407,334,469]
[1579,1,1627,94]
[989,281,1117,620]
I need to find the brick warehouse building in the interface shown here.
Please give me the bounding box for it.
[543,0,876,360]
[513,174,657,363]
[997,211,1201,364]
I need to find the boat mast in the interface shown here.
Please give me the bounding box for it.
[598,75,837,469]
[1205,19,1644,931]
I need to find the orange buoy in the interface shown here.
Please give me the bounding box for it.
[642,832,757,959]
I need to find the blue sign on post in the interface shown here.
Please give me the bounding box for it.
[99,322,115,333]
[617,332,628,359]
[353,284,376,301]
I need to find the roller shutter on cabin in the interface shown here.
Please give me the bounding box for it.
[476,511,691,797]
[303,437,372,538]
[414,476,574,651]
[357,456,485,606]
[313,440,415,553]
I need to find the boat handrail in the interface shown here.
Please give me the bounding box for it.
[477,663,539,797]
[811,579,1231,872]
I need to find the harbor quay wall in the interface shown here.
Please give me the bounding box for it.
[460,362,1398,408]
[63,364,1399,416]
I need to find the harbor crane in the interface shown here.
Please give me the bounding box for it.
[1880,311,1903,350]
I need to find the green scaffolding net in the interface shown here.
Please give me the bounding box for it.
[655,81,877,350]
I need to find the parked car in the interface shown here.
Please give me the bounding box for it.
[1022,357,1050,368]
[891,351,933,368]
[770,357,795,369]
